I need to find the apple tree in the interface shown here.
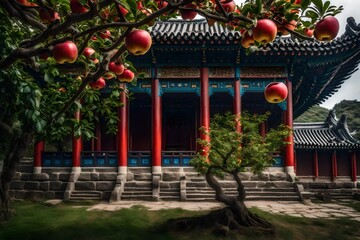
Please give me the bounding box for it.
[190,112,291,230]
[0,0,343,220]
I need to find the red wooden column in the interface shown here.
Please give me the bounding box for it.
[314,149,319,179]
[72,109,82,172]
[332,150,338,180]
[233,78,241,132]
[152,69,162,174]
[200,67,210,157]
[34,140,44,173]
[118,84,128,175]
[284,79,295,175]
[351,151,357,182]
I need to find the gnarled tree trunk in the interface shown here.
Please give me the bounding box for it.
[166,169,273,235]
[205,170,273,230]
[0,122,32,220]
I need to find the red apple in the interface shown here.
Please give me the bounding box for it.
[180,4,198,21]
[136,1,143,10]
[264,82,288,103]
[156,0,168,9]
[241,32,255,48]
[39,8,60,23]
[89,77,106,89]
[125,29,152,56]
[53,41,78,64]
[82,47,95,59]
[252,19,277,44]
[215,0,236,13]
[304,28,314,37]
[70,0,88,14]
[100,30,111,39]
[16,0,38,6]
[118,5,129,16]
[314,16,339,41]
[118,69,135,82]
[109,62,125,75]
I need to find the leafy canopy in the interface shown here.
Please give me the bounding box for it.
[191,112,291,176]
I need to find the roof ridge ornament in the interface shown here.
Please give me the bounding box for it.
[325,110,338,127]
[344,17,360,37]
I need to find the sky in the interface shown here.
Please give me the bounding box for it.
[318,0,360,109]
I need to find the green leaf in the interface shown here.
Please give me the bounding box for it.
[74,101,82,110]
[312,0,324,15]
[36,121,43,133]
[23,86,31,93]
[44,72,52,83]
[301,0,311,10]
[323,1,330,12]
[254,0,263,15]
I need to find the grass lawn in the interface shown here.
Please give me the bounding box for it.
[0,201,359,240]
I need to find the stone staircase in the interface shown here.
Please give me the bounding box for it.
[160,181,181,200]
[299,181,360,201]
[121,181,153,200]
[67,168,117,201]
[186,180,300,202]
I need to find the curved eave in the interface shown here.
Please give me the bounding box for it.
[129,20,360,117]
[294,112,360,150]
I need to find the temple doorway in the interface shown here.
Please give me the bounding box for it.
[162,93,198,151]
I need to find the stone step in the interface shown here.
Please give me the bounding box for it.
[122,190,152,195]
[160,196,181,200]
[160,188,180,192]
[69,191,102,200]
[186,181,295,188]
[246,191,298,196]
[160,191,180,197]
[245,195,300,201]
[121,194,153,200]
[186,187,296,192]
[123,187,152,192]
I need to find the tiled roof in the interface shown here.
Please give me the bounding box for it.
[151,19,241,43]
[150,18,360,53]
[132,18,360,118]
[294,110,360,149]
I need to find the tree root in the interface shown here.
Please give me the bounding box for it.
[166,207,274,236]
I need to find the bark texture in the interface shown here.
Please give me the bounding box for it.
[166,169,273,236]
[0,123,32,220]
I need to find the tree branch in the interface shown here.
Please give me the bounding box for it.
[0,47,51,69]
[2,1,46,31]
[0,121,13,137]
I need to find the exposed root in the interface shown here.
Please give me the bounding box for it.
[166,207,274,236]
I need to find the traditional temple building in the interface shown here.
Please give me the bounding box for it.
[11,18,360,201]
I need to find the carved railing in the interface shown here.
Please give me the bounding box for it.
[42,151,72,167]
[162,151,196,166]
[128,151,151,167]
[81,151,117,167]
